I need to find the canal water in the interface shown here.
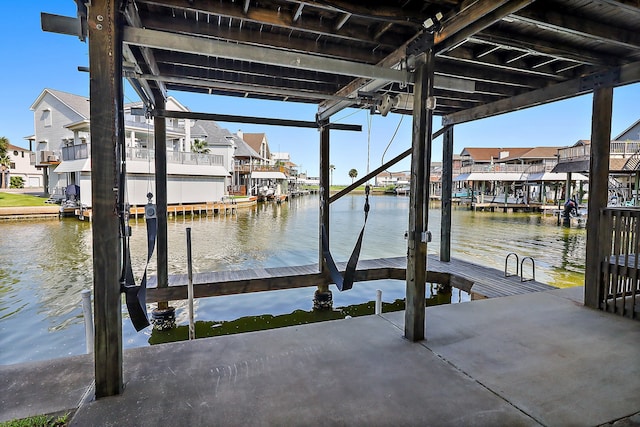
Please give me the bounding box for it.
[0,195,585,365]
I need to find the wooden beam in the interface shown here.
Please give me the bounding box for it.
[89,0,123,398]
[470,28,624,66]
[584,87,613,308]
[442,60,640,125]
[439,46,566,80]
[436,57,549,88]
[136,72,350,103]
[334,12,351,31]
[137,0,405,48]
[435,0,535,54]
[513,3,640,50]
[440,125,454,262]
[140,13,387,64]
[123,26,411,84]
[123,2,167,102]
[154,92,169,302]
[292,3,304,22]
[405,47,434,342]
[154,109,361,131]
[319,120,330,290]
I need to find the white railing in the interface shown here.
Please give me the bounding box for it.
[459,161,553,174]
[56,144,224,167]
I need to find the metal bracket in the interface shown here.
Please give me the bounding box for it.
[579,68,621,92]
[406,31,435,58]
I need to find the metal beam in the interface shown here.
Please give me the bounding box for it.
[123,26,411,84]
[154,109,362,132]
[443,61,640,125]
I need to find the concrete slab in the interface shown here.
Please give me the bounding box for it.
[70,315,537,426]
[383,287,640,426]
[2,287,638,426]
[0,354,93,422]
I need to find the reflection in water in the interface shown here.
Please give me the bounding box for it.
[0,195,585,364]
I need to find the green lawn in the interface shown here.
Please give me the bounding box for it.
[0,192,49,207]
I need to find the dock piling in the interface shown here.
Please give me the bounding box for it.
[375,290,382,315]
[81,289,94,354]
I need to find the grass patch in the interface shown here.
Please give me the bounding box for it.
[0,192,48,207]
[0,413,69,427]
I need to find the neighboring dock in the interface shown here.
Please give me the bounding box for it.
[147,254,556,302]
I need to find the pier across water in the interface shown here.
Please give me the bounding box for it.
[147,255,556,303]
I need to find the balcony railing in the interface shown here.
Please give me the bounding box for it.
[558,141,640,162]
[459,161,554,174]
[58,144,224,166]
[61,144,90,161]
[600,207,640,319]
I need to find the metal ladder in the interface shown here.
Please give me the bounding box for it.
[504,252,536,282]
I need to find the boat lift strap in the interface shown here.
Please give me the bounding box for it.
[322,185,370,291]
[121,200,157,331]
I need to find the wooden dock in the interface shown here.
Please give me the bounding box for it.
[147,254,556,302]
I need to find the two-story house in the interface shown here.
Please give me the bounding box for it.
[3,143,42,188]
[30,88,232,207]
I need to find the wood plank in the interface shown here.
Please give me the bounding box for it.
[147,255,556,303]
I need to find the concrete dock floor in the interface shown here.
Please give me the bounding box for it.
[1,287,639,426]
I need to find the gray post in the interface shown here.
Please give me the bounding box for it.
[585,87,613,308]
[89,0,123,397]
[405,45,434,342]
[440,125,453,262]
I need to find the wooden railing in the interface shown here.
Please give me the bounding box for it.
[600,207,640,319]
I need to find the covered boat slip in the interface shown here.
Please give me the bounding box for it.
[42,0,640,397]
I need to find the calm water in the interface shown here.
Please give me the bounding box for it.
[0,195,585,365]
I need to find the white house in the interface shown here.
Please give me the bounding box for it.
[3,143,42,188]
[30,89,231,207]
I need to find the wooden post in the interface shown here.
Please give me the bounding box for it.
[585,87,613,309]
[151,92,175,328]
[405,46,434,342]
[440,125,453,262]
[89,0,123,397]
[315,119,332,309]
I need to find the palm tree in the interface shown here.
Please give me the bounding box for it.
[348,168,358,184]
[0,136,9,189]
[191,138,210,154]
[329,164,335,187]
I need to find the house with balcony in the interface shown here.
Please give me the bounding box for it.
[30,88,231,207]
[234,131,292,198]
[552,119,640,205]
[3,143,42,188]
[454,146,584,204]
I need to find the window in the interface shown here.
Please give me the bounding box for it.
[42,109,52,127]
[13,150,18,156]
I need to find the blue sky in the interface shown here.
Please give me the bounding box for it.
[2,3,638,185]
